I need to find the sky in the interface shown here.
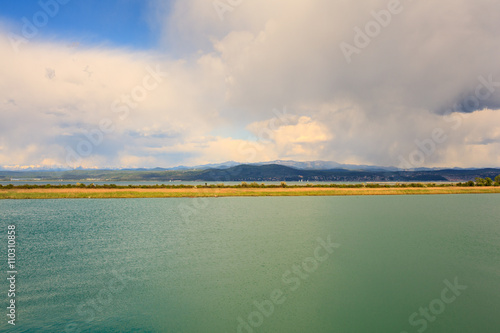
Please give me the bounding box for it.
[1,0,500,170]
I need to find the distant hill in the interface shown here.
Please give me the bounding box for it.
[187,164,447,182]
[3,159,491,173]
[250,160,399,171]
[0,159,400,172]
[1,164,499,182]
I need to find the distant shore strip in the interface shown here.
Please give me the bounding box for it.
[1,183,500,199]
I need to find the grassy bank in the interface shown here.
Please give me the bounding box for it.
[1,186,500,199]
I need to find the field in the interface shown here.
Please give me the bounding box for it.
[1,186,500,199]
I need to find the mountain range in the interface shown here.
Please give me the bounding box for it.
[1,162,499,183]
[0,160,467,172]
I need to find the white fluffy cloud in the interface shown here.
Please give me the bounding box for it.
[1,0,500,169]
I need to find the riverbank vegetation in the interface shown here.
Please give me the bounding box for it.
[1,176,500,190]
[1,181,500,199]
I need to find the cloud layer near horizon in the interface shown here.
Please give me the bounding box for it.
[1,0,500,169]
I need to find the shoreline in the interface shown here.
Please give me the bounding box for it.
[1,187,500,199]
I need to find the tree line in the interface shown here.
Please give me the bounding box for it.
[1,176,499,189]
[457,175,500,187]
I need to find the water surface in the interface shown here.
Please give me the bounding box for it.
[0,195,499,332]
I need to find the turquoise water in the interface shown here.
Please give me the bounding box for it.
[0,195,499,332]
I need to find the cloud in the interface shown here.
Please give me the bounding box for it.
[1,0,500,169]
[0,34,228,168]
[162,0,500,167]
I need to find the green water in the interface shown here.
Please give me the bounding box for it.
[0,195,499,332]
